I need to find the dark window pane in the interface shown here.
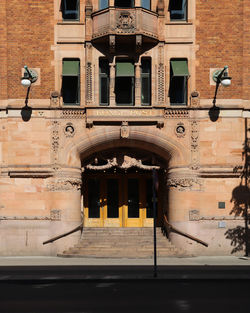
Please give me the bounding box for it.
[99,0,109,10]
[62,0,79,20]
[115,0,134,8]
[99,59,109,105]
[141,0,150,10]
[141,59,151,74]
[107,179,119,218]
[115,77,134,105]
[169,76,186,105]
[141,77,150,105]
[169,0,186,20]
[100,77,109,104]
[128,179,139,218]
[99,59,109,74]
[88,179,100,218]
[62,76,79,104]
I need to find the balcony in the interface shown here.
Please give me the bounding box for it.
[92,7,159,51]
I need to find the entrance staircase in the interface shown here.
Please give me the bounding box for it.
[60,227,187,258]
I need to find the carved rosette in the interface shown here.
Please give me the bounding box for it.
[46,178,82,192]
[116,11,135,33]
[167,177,202,191]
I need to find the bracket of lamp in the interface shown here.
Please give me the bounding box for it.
[212,66,232,87]
[21,65,38,87]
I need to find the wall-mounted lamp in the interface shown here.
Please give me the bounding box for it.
[209,66,232,122]
[212,66,232,88]
[212,66,232,107]
[21,65,38,87]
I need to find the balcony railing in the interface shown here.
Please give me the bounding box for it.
[92,7,158,40]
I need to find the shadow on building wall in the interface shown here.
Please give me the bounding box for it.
[225,119,250,255]
[21,86,32,122]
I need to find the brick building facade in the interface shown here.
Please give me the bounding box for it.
[0,0,249,256]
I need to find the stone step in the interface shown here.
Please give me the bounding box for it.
[60,227,186,258]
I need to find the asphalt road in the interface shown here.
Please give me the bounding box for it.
[1,279,250,313]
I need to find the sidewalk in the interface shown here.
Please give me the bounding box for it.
[1,256,250,281]
[0,255,249,266]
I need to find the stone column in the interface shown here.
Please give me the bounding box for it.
[109,62,116,106]
[47,170,82,254]
[166,170,203,255]
[135,62,141,106]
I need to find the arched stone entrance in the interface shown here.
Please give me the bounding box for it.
[54,125,199,254]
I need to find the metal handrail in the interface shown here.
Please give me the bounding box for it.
[163,214,208,247]
[43,224,83,245]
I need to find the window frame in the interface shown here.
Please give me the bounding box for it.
[115,59,135,106]
[62,58,80,106]
[99,58,110,106]
[169,58,189,106]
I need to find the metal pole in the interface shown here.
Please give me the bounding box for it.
[152,168,157,277]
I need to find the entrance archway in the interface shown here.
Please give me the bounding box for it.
[81,146,167,228]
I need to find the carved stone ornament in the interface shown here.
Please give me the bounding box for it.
[85,155,160,171]
[167,177,202,191]
[189,210,200,221]
[116,11,135,33]
[50,209,62,221]
[190,91,200,107]
[64,122,75,137]
[175,122,186,138]
[47,178,82,192]
[121,121,129,138]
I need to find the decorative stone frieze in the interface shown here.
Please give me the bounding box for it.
[164,109,189,119]
[190,120,200,170]
[51,120,60,168]
[167,177,203,191]
[46,178,82,192]
[86,62,93,103]
[60,109,85,119]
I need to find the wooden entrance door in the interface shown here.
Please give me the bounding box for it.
[83,174,155,227]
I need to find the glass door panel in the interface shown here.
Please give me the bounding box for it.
[127,178,140,218]
[107,179,119,218]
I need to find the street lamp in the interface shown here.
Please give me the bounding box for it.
[21,65,38,87]
[212,66,232,106]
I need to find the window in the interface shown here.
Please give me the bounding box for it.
[141,0,150,10]
[169,0,187,21]
[115,60,134,106]
[169,59,189,105]
[62,59,80,105]
[61,0,79,20]
[99,0,109,10]
[99,59,110,106]
[115,0,134,8]
[141,58,151,106]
